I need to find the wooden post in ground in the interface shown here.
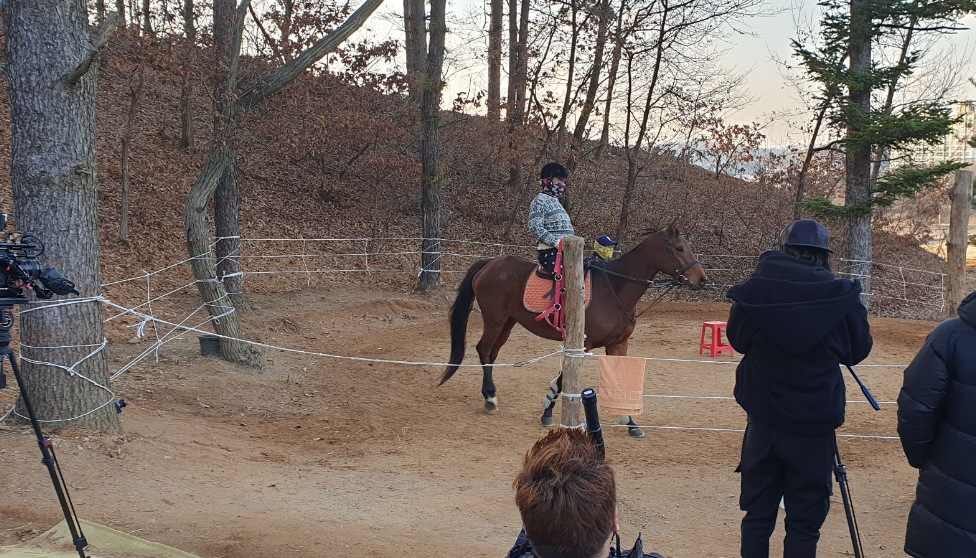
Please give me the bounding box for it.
[946,169,974,319]
[560,235,585,428]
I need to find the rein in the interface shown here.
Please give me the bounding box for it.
[598,231,699,290]
[596,231,698,339]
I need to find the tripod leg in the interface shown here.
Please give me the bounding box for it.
[833,440,864,558]
[6,352,89,558]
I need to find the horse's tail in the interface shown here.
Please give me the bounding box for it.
[440,259,491,385]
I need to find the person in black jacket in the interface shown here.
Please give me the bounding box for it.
[897,290,976,558]
[726,219,873,558]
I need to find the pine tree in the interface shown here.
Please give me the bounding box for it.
[792,0,976,305]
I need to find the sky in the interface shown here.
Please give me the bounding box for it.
[358,0,976,147]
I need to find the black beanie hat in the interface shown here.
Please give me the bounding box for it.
[540,162,568,180]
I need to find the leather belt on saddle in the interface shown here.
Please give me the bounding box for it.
[523,242,592,337]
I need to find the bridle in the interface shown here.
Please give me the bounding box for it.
[599,231,700,288]
[597,231,701,338]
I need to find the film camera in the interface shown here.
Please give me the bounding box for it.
[0,213,79,302]
[0,212,79,391]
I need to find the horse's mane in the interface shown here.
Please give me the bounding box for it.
[641,221,682,237]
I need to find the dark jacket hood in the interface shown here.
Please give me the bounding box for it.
[727,251,863,355]
[957,290,976,330]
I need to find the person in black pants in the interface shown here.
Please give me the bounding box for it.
[726,219,873,558]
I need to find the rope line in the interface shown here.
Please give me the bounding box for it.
[601,423,898,440]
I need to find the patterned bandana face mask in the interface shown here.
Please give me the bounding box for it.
[541,178,566,197]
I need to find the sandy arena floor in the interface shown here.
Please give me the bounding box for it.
[0,285,935,557]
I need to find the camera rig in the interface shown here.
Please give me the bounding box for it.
[0,213,79,302]
[0,213,89,558]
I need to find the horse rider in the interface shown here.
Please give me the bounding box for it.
[528,163,573,275]
[593,235,618,262]
[726,219,873,558]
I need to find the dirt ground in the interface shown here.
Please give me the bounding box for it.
[0,285,936,558]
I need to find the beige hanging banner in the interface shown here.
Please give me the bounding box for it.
[598,355,646,415]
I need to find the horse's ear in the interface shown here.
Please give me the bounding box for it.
[667,218,680,235]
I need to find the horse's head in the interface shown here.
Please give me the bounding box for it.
[657,220,708,290]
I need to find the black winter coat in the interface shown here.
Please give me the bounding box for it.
[898,290,976,558]
[726,251,873,435]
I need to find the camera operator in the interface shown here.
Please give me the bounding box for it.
[897,290,976,558]
[725,219,873,558]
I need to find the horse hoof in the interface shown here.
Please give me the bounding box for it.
[628,427,645,438]
[541,415,554,427]
[485,401,498,414]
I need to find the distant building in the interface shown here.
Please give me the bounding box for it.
[895,101,976,167]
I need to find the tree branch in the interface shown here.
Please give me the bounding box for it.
[248,2,285,65]
[237,0,385,110]
[67,11,120,85]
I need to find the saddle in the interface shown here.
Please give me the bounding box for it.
[523,269,592,313]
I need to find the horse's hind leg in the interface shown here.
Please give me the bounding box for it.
[478,317,516,413]
[606,340,645,438]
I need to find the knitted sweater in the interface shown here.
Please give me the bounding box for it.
[529,193,574,249]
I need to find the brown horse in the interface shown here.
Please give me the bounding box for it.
[439,222,708,436]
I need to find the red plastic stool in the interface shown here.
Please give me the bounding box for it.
[700,321,734,358]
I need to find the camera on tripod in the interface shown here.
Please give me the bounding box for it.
[0,213,79,302]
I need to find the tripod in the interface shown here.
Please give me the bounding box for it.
[0,300,90,558]
[832,364,880,558]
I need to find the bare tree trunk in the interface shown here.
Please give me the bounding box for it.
[598,2,626,157]
[117,0,127,27]
[616,154,639,240]
[403,0,426,87]
[214,151,244,308]
[183,0,195,41]
[794,102,828,218]
[180,72,194,148]
[180,0,195,149]
[213,0,244,310]
[280,0,295,60]
[185,0,384,362]
[506,0,518,118]
[507,0,530,192]
[142,0,152,35]
[186,0,254,363]
[846,0,873,308]
[573,0,611,144]
[555,0,580,159]
[487,0,503,120]
[97,0,106,22]
[120,71,146,242]
[418,0,448,291]
[616,3,668,239]
[3,0,121,433]
[515,0,529,118]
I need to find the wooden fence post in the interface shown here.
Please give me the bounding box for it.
[946,169,974,319]
[560,235,585,428]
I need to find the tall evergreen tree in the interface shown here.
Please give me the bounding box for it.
[793,0,976,306]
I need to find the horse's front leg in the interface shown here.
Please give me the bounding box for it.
[541,373,562,426]
[606,341,645,438]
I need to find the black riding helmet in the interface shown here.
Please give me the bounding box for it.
[540,162,568,181]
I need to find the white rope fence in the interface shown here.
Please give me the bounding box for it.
[0,237,928,435]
